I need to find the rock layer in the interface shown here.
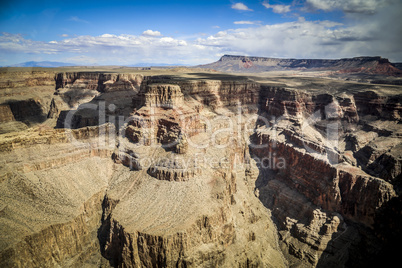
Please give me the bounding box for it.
[251,84,401,266]
[0,69,401,267]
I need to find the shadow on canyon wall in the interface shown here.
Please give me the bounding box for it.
[249,86,402,267]
[6,99,48,125]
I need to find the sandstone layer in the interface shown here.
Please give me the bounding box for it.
[0,68,401,267]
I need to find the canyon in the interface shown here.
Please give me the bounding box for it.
[0,62,401,267]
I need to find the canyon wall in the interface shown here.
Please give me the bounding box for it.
[0,72,287,267]
[251,84,401,266]
[49,72,144,130]
[0,69,401,267]
[99,79,287,266]
[0,70,55,89]
[55,72,143,92]
[0,123,115,267]
[0,70,57,133]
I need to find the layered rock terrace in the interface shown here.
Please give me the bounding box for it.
[0,68,401,267]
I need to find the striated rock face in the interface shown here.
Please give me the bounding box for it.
[1,69,401,267]
[0,70,55,89]
[122,82,201,160]
[94,76,287,267]
[147,157,200,181]
[0,123,115,153]
[99,146,286,267]
[138,76,260,111]
[55,72,143,92]
[0,192,106,267]
[259,86,359,123]
[0,123,116,267]
[354,90,402,120]
[134,83,184,108]
[6,98,48,124]
[0,71,288,267]
[52,72,143,112]
[49,72,145,130]
[0,70,56,133]
[251,84,401,266]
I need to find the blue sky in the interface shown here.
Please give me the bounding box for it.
[0,0,401,65]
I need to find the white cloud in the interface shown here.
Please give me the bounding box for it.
[305,0,388,14]
[234,21,261,25]
[68,16,89,23]
[212,26,220,29]
[231,3,253,11]
[262,1,291,13]
[100,34,115,38]
[0,32,209,65]
[61,34,69,37]
[197,6,402,61]
[142,30,162,37]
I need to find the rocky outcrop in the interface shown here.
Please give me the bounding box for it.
[147,157,200,181]
[123,83,202,155]
[133,84,184,108]
[138,77,260,111]
[99,147,286,267]
[95,76,287,267]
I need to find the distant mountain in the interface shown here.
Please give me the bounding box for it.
[198,55,402,76]
[10,61,75,67]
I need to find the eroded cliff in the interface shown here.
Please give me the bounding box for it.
[251,84,401,266]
